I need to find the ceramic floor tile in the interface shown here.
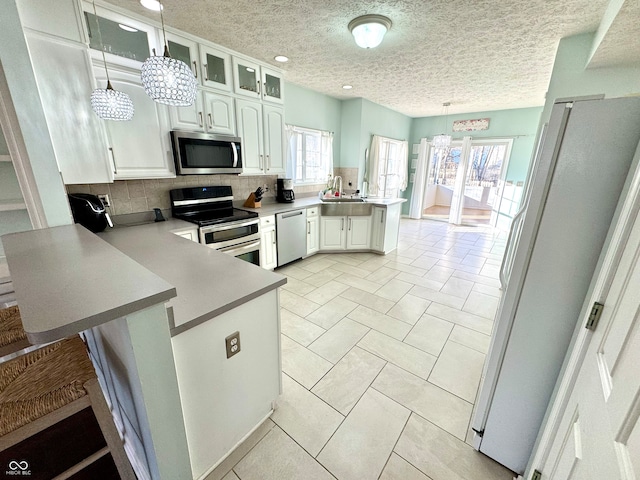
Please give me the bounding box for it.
[426,302,493,335]
[472,282,502,298]
[375,278,414,302]
[410,255,440,271]
[281,277,317,296]
[312,346,386,415]
[234,426,335,480]
[358,256,392,272]
[479,263,501,279]
[449,325,491,354]
[428,341,486,403]
[440,277,475,299]
[348,305,412,340]
[271,374,344,456]
[372,364,472,441]
[451,270,501,288]
[281,334,333,389]
[438,261,482,275]
[340,287,396,314]
[304,269,338,287]
[305,280,351,305]
[384,261,430,277]
[277,264,314,280]
[334,272,382,293]
[317,388,410,480]
[298,257,338,273]
[403,314,454,356]
[308,318,370,363]
[394,247,425,260]
[305,296,359,330]
[423,265,455,284]
[463,291,499,319]
[329,262,374,278]
[280,290,322,317]
[379,453,432,480]
[365,266,401,284]
[460,254,487,268]
[280,308,326,347]
[394,414,514,480]
[395,272,445,291]
[358,330,436,379]
[387,294,431,325]
[330,253,367,266]
[409,285,466,310]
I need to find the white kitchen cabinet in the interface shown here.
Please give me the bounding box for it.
[370,203,401,254]
[236,99,285,175]
[26,32,113,184]
[260,215,277,270]
[93,63,175,179]
[346,216,371,250]
[164,32,199,80]
[320,216,346,250]
[306,207,319,255]
[233,58,284,104]
[199,45,232,92]
[170,91,235,135]
[320,214,371,251]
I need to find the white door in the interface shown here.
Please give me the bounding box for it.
[537,206,640,479]
[235,99,263,174]
[203,92,235,135]
[320,216,345,250]
[346,216,371,250]
[263,105,286,174]
[169,91,205,132]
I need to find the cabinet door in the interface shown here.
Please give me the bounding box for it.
[199,45,231,91]
[27,33,112,184]
[320,216,345,250]
[347,216,371,250]
[233,58,261,99]
[261,67,284,104]
[307,215,319,255]
[371,207,386,252]
[260,225,277,270]
[263,105,285,174]
[169,91,205,132]
[203,92,235,135]
[94,64,175,179]
[165,32,199,81]
[236,99,264,174]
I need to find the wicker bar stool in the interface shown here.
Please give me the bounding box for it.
[0,335,135,479]
[0,306,30,358]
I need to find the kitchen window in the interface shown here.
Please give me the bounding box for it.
[368,135,408,198]
[285,125,333,184]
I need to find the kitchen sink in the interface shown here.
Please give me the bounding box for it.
[321,202,373,216]
[321,197,365,203]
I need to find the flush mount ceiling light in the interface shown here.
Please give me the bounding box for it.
[90,0,134,121]
[141,0,197,106]
[274,55,289,63]
[432,102,452,149]
[348,14,392,49]
[140,0,163,11]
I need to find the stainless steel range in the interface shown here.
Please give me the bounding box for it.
[170,186,261,266]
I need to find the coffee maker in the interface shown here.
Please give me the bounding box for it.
[276,178,295,203]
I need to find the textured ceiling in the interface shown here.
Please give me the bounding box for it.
[588,0,640,68]
[103,0,618,117]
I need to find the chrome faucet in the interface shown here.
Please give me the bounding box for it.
[332,176,343,198]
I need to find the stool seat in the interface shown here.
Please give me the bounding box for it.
[0,306,29,357]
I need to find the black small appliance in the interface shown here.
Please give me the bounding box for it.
[68,193,113,233]
[276,178,295,203]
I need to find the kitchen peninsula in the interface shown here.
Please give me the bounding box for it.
[2,221,286,480]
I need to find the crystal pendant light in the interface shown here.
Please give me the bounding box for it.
[432,102,452,149]
[141,0,197,106]
[90,0,134,121]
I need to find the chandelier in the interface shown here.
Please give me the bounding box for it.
[141,1,197,106]
[432,102,452,149]
[89,0,134,121]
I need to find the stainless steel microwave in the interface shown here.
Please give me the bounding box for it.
[171,131,242,175]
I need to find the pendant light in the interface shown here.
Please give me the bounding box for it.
[90,0,134,121]
[141,0,197,106]
[432,102,452,149]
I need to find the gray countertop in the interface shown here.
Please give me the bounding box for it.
[2,224,177,344]
[235,196,406,217]
[99,219,287,336]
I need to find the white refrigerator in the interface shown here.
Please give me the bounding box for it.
[471,96,640,474]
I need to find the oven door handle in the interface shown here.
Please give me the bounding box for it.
[200,218,259,234]
[232,142,239,168]
[219,240,261,256]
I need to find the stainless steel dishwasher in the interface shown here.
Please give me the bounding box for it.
[276,209,307,267]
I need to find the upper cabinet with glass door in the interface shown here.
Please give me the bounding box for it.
[199,45,232,92]
[164,32,200,82]
[83,4,158,69]
[233,58,283,104]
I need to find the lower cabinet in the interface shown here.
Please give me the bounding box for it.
[320,215,371,251]
[371,204,401,254]
[306,207,319,255]
[260,215,277,270]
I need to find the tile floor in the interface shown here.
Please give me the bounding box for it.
[212,218,516,480]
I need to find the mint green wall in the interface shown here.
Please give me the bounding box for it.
[284,82,343,166]
[339,98,363,171]
[542,32,640,123]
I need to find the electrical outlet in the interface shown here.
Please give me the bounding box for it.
[97,194,110,207]
[225,331,241,358]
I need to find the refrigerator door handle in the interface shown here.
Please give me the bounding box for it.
[499,206,527,289]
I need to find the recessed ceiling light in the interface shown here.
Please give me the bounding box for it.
[342,85,353,90]
[246,67,255,73]
[140,0,163,11]
[118,24,139,32]
[274,55,289,63]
